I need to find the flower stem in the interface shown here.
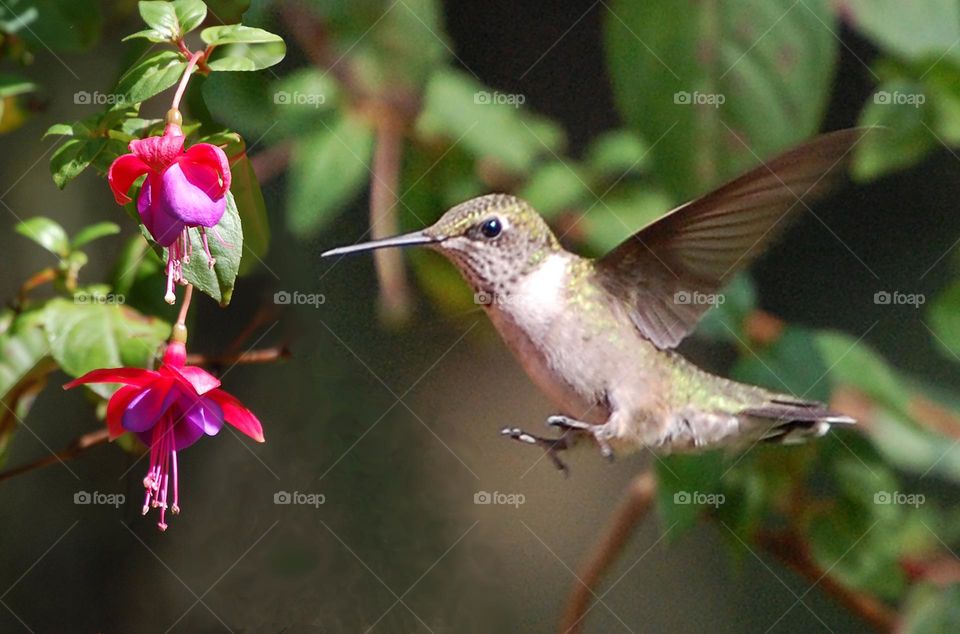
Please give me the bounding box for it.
[176,284,193,328]
[172,50,204,111]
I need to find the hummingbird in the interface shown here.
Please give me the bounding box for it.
[321,129,862,472]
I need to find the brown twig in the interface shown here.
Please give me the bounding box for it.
[560,470,657,633]
[0,427,109,483]
[757,529,896,632]
[369,112,413,325]
[15,267,57,308]
[560,469,899,633]
[185,345,291,369]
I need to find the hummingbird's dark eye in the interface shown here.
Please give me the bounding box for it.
[480,217,502,239]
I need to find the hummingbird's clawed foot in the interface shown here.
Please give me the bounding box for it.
[500,427,570,475]
[546,415,615,462]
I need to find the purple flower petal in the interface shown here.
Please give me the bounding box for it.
[122,382,175,432]
[181,393,224,438]
[158,161,227,227]
[138,175,185,246]
[172,412,207,450]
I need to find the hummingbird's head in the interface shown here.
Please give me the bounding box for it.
[322,194,561,294]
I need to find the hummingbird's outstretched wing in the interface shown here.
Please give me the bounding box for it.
[595,128,870,349]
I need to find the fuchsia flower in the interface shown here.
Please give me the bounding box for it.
[65,336,264,531]
[108,115,231,304]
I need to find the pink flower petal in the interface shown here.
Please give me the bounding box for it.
[172,365,221,395]
[138,174,186,246]
[157,161,227,228]
[208,389,264,442]
[182,142,231,198]
[64,367,158,390]
[129,129,185,172]
[107,154,151,205]
[106,385,141,440]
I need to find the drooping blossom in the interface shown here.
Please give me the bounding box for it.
[64,330,263,531]
[107,110,231,304]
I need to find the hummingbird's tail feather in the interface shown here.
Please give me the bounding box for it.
[739,398,855,445]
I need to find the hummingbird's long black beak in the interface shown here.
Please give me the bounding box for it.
[320,230,439,258]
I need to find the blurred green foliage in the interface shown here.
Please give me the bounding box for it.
[2,1,960,630]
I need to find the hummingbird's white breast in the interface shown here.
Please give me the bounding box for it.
[505,252,567,324]
[486,253,606,423]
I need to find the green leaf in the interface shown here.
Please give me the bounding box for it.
[71,222,121,249]
[201,71,282,139]
[201,25,286,71]
[0,74,36,98]
[175,192,244,305]
[604,0,838,198]
[8,0,101,52]
[41,299,170,398]
[343,0,447,93]
[135,0,207,42]
[901,583,960,633]
[519,161,593,218]
[853,81,935,181]
[230,155,270,275]
[113,51,188,107]
[579,188,673,255]
[815,330,906,411]
[122,28,169,43]
[111,236,173,320]
[287,114,374,235]
[695,273,758,343]
[416,68,566,174]
[120,117,162,137]
[271,68,340,136]
[654,451,725,539]
[15,217,69,256]
[204,0,248,23]
[808,505,906,600]
[585,129,650,177]
[732,326,831,402]
[868,408,960,484]
[43,122,76,138]
[841,0,960,64]
[927,280,960,362]
[0,308,56,467]
[49,137,109,189]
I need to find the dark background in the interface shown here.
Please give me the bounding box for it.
[0,1,955,632]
